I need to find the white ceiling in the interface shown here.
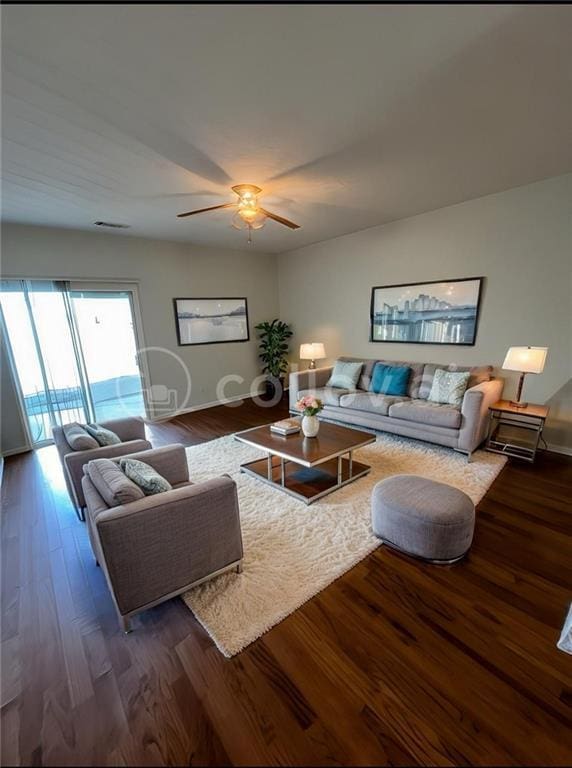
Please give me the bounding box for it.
[2,4,572,254]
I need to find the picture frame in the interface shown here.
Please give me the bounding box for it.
[173,297,250,346]
[370,277,484,346]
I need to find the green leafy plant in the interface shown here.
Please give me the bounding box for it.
[255,319,293,379]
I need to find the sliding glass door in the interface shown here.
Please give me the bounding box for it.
[1,280,147,447]
[70,289,145,421]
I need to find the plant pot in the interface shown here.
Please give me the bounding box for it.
[264,376,284,401]
[302,414,320,438]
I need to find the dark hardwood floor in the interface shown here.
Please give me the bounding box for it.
[2,396,572,766]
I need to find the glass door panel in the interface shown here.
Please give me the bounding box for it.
[1,281,89,445]
[70,290,145,421]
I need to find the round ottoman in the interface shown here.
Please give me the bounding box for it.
[372,475,475,563]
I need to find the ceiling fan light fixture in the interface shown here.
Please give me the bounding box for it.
[232,210,266,231]
[177,183,299,233]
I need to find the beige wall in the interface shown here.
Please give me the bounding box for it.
[278,175,572,450]
[2,175,571,454]
[1,224,279,453]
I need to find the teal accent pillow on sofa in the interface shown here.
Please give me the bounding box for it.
[326,360,363,389]
[370,363,411,396]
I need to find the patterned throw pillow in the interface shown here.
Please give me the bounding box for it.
[427,369,470,407]
[119,458,172,496]
[326,360,363,389]
[84,423,122,447]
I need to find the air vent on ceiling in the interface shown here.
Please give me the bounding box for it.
[93,221,130,229]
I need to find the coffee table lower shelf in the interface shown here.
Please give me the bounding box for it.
[240,455,371,505]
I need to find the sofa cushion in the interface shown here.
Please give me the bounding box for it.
[418,364,492,399]
[340,392,409,416]
[428,369,470,407]
[326,360,363,390]
[63,422,99,451]
[297,387,356,407]
[84,423,122,447]
[86,458,145,507]
[388,399,462,429]
[119,457,173,496]
[370,363,411,396]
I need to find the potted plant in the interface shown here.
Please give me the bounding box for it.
[255,319,293,400]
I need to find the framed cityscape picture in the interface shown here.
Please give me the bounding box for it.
[370,277,484,345]
[174,297,250,346]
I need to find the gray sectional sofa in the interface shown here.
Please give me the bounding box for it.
[289,357,503,458]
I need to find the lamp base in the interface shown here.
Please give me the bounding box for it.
[510,372,528,409]
[308,360,316,369]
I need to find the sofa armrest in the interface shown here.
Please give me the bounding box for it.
[95,477,243,614]
[109,443,189,486]
[458,379,504,453]
[64,438,152,507]
[52,425,72,460]
[288,366,334,411]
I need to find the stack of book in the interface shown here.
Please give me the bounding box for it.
[270,418,301,436]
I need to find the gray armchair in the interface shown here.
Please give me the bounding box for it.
[53,416,152,519]
[81,444,243,632]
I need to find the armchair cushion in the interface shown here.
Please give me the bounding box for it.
[119,457,172,496]
[85,423,122,446]
[63,422,99,451]
[86,458,145,507]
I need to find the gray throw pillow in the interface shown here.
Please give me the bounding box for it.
[119,457,172,496]
[326,360,363,390]
[63,422,99,451]
[87,458,145,507]
[427,369,471,407]
[84,423,122,447]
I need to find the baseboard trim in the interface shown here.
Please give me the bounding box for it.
[546,443,572,457]
[1,445,32,457]
[149,390,266,422]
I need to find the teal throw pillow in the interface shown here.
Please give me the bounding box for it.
[370,363,411,396]
[119,457,173,496]
[326,360,363,390]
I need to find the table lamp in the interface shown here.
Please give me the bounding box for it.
[502,346,548,408]
[300,342,326,369]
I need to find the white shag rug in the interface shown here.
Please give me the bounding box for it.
[182,432,506,657]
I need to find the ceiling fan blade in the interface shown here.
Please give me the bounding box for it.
[259,207,300,230]
[177,202,236,218]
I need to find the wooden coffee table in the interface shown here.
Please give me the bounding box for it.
[234,421,376,504]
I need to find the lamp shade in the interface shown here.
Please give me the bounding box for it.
[502,346,548,374]
[300,342,326,360]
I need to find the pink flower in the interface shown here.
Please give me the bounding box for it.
[295,395,324,415]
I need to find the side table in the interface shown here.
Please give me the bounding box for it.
[486,400,549,463]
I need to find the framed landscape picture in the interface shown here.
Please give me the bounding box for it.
[370,277,483,345]
[174,297,250,346]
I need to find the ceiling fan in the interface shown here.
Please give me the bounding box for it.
[177,184,300,242]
